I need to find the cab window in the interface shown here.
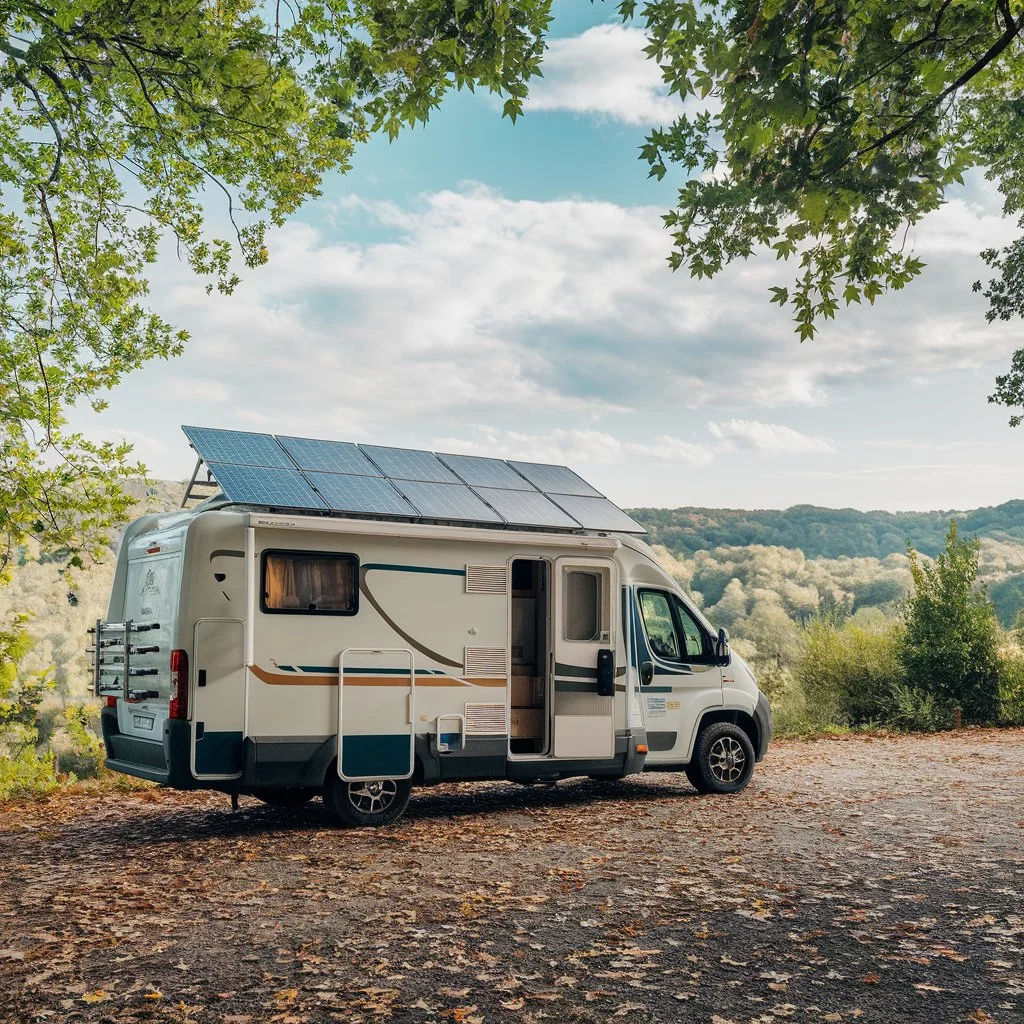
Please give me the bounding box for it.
[638,589,710,662]
[638,590,679,659]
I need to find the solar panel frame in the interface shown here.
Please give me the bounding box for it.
[306,472,417,517]
[436,453,536,490]
[473,487,581,529]
[278,436,382,476]
[206,461,328,510]
[507,460,604,498]
[545,494,646,533]
[359,444,461,484]
[183,425,292,468]
[394,481,503,523]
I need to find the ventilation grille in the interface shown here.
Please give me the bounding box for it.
[464,646,507,678]
[466,564,508,595]
[464,702,507,735]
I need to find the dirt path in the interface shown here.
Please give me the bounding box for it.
[2,731,1022,1024]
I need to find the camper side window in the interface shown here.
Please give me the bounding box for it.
[261,551,359,615]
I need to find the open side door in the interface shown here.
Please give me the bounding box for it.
[551,556,617,759]
[337,647,415,781]
[191,617,245,780]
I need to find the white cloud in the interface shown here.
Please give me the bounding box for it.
[707,419,835,455]
[145,183,1020,470]
[166,377,232,402]
[526,24,680,125]
[434,426,712,467]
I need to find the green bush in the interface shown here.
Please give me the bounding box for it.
[56,703,105,780]
[901,521,1001,723]
[793,618,904,728]
[885,681,952,732]
[0,748,60,802]
[997,648,1024,726]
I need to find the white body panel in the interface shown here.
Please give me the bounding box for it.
[100,507,766,788]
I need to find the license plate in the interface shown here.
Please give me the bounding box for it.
[133,715,154,731]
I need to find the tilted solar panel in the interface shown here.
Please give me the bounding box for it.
[474,487,581,529]
[183,425,292,468]
[395,481,503,523]
[278,436,381,476]
[507,460,604,498]
[359,445,460,484]
[307,472,416,516]
[437,453,535,490]
[546,494,645,533]
[205,462,328,510]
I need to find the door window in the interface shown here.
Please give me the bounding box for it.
[563,568,610,642]
[672,596,709,660]
[638,590,710,662]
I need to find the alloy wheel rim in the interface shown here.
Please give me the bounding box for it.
[347,779,398,814]
[708,736,747,784]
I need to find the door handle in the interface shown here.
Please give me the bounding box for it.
[198,669,207,688]
[640,661,654,686]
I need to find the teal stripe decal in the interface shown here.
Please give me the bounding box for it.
[363,563,465,577]
[643,685,675,693]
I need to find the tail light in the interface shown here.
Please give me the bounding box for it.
[169,649,189,720]
[104,696,117,708]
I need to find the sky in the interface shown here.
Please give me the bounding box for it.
[72,2,1024,514]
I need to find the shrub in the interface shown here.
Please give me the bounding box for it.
[55,703,106,780]
[0,748,59,802]
[885,681,953,732]
[793,618,904,728]
[902,521,1001,724]
[997,648,1024,726]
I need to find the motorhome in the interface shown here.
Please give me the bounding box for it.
[92,426,771,826]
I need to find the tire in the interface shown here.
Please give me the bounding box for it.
[254,787,317,808]
[322,767,412,827]
[684,722,755,795]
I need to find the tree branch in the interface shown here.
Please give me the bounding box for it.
[14,70,63,186]
[856,10,1024,161]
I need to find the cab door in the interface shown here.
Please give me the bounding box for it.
[633,589,723,763]
[551,557,617,759]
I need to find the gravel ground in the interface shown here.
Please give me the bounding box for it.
[1,729,1022,1024]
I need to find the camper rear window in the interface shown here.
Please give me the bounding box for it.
[261,551,359,615]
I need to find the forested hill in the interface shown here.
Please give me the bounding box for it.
[628,501,1024,560]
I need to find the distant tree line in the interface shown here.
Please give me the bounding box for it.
[631,501,1024,562]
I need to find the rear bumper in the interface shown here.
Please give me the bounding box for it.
[102,707,197,787]
[754,691,773,762]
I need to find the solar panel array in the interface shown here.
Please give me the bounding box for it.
[182,425,645,534]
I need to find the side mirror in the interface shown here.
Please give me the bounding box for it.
[715,627,731,666]
[640,661,654,686]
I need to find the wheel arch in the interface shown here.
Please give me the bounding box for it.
[689,707,760,762]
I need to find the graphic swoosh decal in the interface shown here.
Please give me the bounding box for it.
[358,566,463,668]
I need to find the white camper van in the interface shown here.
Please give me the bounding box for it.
[93,427,771,827]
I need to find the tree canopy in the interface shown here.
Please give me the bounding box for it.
[0,0,551,577]
[628,0,1024,417]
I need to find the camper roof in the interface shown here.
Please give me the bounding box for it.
[180,425,645,536]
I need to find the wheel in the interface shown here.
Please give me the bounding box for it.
[323,767,412,827]
[684,722,755,795]
[253,787,317,808]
